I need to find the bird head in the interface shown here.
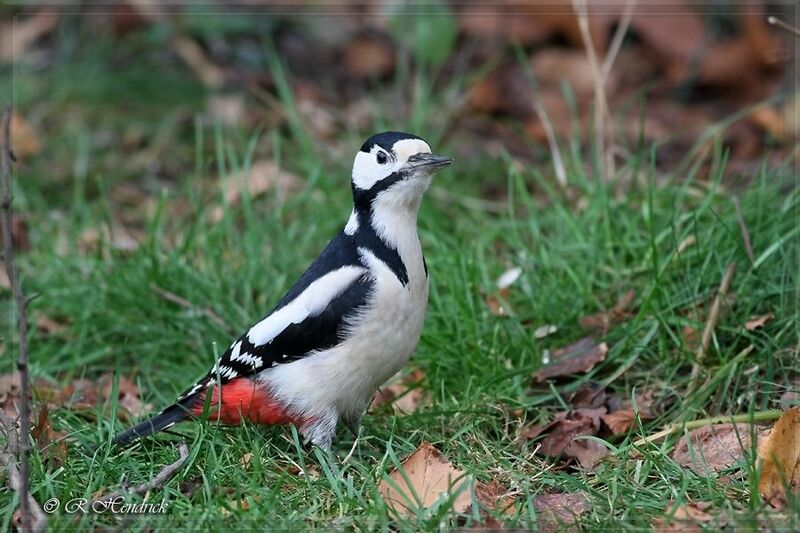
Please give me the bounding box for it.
[351,131,451,210]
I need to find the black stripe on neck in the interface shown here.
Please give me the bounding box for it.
[352,205,409,286]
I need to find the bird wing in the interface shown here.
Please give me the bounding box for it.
[178,233,372,401]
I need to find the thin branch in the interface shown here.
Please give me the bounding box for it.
[767,16,800,38]
[688,262,737,392]
[732,198,755,266]
[632,408,782,448]
[0,414,46,532]
[1,107,42,532]
[92,442,189,505]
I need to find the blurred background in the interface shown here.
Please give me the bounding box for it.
[2,1,797,215]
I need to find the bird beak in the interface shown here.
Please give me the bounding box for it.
[406,153,453,172]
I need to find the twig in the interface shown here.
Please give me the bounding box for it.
[92,442,189,505]
[572,0,618,180]
[767,16,800,38]
[601,0,636,81]
[532,99,568,188]
[688,262,737,392]
[0,414,46,532]
[732,198,755,266]
[631,408,782,448]
[150,284,231,331]
[1,107,42,532]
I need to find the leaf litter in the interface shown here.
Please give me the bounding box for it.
[370,368,427,415]
[379,441,472,516]
[757,406,800,509]
[534,337,608,382]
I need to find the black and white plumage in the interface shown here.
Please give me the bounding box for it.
[113,131,452,450]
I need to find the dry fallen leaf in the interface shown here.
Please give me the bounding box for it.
[379,441,472,516]
[370,368,427,415]
[100,374,151,419]
[654,500,714,530]
[744,313,774,331]
[240,452,253,468]
[600,390,656,436]
[758,407,800,509]
[0,372,22,419]
[672,423,767,476]
[10,112,41,160]
[534,337,608,382]
[522,408,609,470]
[344,34,395,80]
[31,404,68,469]
[0,264,10,290]
[532,492,590,533]
[35,314,68,336]
[211,160,303,222]
[30,373,152,421]
[475,478,516,519]
[579,290,635,333]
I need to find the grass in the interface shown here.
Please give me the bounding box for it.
[2,14,799,532]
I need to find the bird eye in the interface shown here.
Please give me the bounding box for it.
[376,151,388,165]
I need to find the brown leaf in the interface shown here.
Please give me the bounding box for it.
[10,112,41,159]
[240,452,253,468]
[523,408,609,470]
[475,478,516,517]
[0,264,10,290]
[744,313,774,331]
[532,492,590,533]
[100,374,151,419]
[459,2,610,49]
[565,438,608,471]
[758,407,800,509]
[671,423,766,476]
[0,372,22,419]
[601,391,656,435]
[2,214,31,252]
[569,381,609,409]
[33,373,152,421]
[629,8,704,80]
[344,34,394,80]
[601,409,637,436]
[485,287,512,317]
[35,314,68,336]
[211,160,303,222]
[654,500,714,530]
[370,368,427,415]
[534,337,608,382]
[31,404,68,469]
[379,441,472,516]
[579,290,635,333]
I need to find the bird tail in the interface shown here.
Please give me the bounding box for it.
[112,402,192,447]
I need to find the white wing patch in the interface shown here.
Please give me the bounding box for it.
[218,365,239,380]
[247,265,367,346]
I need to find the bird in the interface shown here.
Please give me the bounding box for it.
[112,131,452,450]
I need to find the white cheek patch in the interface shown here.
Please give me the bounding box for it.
[352,150,393,190]
[391,139,431,165]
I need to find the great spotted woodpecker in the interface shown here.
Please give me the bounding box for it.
[113,132,452,450]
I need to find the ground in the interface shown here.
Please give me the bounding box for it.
[0,5,798,530]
